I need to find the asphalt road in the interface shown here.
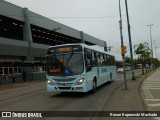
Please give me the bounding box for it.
[0,69,142,120]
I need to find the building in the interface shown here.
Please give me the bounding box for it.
[0,0,107,83]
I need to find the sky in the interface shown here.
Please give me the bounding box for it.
[4,0,160,60]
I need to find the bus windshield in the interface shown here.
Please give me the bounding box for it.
[47,53,84,76]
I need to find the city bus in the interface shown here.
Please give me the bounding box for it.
[46,43,116,93]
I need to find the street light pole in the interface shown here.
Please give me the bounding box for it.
[125,0,136,80]
[153,40,157,58]
[147,24,153,59]
[119,0,127,90]
[52,27,61,45]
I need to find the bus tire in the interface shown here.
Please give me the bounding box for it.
[108,73,112,84]
[91,79,97,93]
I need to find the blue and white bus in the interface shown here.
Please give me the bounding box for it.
[46,43,116,93]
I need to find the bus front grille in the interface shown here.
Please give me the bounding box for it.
[58,87,71,90]
[54,78,75,82]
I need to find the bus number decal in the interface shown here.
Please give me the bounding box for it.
[50,69,60,73]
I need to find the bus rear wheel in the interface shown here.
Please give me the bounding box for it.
[108,74,112,84]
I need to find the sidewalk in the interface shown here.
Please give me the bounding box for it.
[102,68,160,120]
[141,67,160,120]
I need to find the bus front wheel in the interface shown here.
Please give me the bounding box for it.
[91,79,96,93]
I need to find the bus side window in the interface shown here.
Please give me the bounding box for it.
[97,53,101,66]
[87,51,91,60]
[106,55,109,65]
[110,56,115,65]
[103,55,107,65]
[91,51,97,66]
[109,56,111,65]
[113,57,115,65]
[101,54,105,65]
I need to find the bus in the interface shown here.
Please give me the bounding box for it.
[46,43,116,93]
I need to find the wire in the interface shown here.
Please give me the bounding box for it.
[2,14,126,19]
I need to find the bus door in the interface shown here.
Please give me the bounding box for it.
[85,49,94,87]
[97,67,100,81]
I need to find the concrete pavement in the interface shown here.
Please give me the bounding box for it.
[0,80,45,102]
[102,68,160,120]
[141,67,160,120]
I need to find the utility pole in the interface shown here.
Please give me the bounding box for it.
[125,0,136,80]
[119,0,127,90]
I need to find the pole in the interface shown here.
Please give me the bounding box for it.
[119,0,127,90]
[125,0,136,80]
[147,24,153,60]
[153,40,157,58]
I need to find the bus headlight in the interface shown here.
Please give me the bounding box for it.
[75,78,85,85]
[47,79,54,85]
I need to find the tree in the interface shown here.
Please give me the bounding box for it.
[134,42,150,55]
[152,58,160,68]
[134,42,151,74]
[125,57,131,63]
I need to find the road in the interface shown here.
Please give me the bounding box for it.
[0,69,141,120]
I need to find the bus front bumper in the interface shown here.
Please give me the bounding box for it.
[47,84,87,93]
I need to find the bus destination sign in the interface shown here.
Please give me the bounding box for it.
[47,45,82,55]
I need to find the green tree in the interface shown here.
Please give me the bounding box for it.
[152,58,160,68]
[134,42,150,55]
[125,57,131,63]
[134,42,151,74]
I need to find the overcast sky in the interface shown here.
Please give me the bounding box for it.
[4,0,160,60]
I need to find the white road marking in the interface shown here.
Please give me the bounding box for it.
[142,88,160,89]
[143,89,154,99]
[142,73,160,113]
[145,99,160,101]
[148,103,160,107]
[153,117,160,120]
